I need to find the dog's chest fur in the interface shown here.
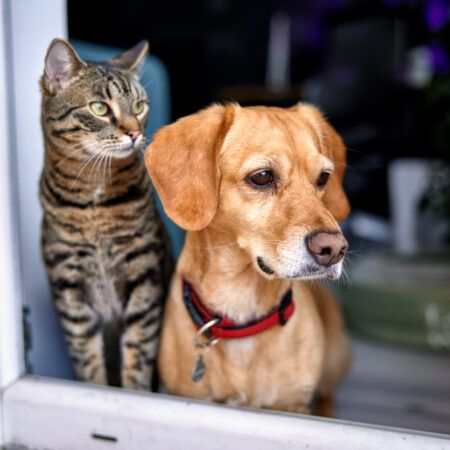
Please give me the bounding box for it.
[161,280,325,412]
[208,298,324,411]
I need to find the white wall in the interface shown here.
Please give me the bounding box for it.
[10,0,73,378]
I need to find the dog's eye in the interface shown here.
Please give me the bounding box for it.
[247,170,274,188]
[316,172,330,188]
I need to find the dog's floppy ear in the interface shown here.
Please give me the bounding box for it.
[320,118,351,221]
[295,104,350,221]
[145,104,235,231]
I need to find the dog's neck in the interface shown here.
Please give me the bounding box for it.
[179,228,291,324]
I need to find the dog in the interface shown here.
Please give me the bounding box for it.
[144,103,351,415]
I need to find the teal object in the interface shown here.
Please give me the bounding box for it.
[73,40,185,260]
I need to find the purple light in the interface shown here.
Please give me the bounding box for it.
[425,0,450,31]
[428,42,450,73]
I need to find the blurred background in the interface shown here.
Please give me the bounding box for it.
[9,0,450,438]
[67,0,450,254]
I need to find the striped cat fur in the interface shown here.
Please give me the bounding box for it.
[39,39,166,390]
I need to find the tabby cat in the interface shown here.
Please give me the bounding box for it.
[39,38,165,390]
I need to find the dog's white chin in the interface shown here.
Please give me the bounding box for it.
[256,258,343,281]
[283,261,343,280]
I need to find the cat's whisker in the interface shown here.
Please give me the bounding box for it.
[71,149,102,189]
[103,151,112,185]
[142,81,156,92]
[100,150,107,186]
[72,150,101,187]
[86,152,101,183]
[53,149,85,168]
[139,65,151,79]
[53,141,97,168]
[102,151,112,186]
[64,140,95,153]
[141,76,156,90]
[69,158,95,190]
[94,151,108,184]
[93,150,107,185]
[108,152,113,184]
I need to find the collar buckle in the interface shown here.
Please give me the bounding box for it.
[194,318,220,350]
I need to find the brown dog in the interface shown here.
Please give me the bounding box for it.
[145,103,351,414]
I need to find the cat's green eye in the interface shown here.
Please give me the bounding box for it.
[133,100,146,115]
[90,102,109,116]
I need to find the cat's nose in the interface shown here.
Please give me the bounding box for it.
[127,130,141,142]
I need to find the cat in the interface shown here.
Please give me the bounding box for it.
[39,38,166,390]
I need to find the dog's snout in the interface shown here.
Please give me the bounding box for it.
[306,231,348,266]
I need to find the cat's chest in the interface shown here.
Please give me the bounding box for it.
[86,246,122,320]
[83,187,126,318]
[81,186,127,237]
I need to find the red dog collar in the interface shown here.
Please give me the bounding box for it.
[182,279,295,339]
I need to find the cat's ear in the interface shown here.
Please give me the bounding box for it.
[108,40,149,73]
[43,39,86,94]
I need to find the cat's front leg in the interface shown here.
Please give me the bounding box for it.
[53,285,107,385]
[121,278,163,390]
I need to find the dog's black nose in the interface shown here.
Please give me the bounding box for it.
[306,231,348,266]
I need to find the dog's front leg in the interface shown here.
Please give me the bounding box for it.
[224,392,248,407]
[268,389,315,415]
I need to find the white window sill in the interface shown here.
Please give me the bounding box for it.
[2,376,448,450]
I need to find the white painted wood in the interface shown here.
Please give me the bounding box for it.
[10,0,73,378]
[3,377,449,450]
[0,0,25,445]
[0,0,24,392]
